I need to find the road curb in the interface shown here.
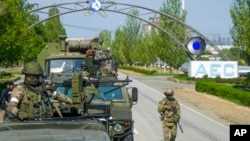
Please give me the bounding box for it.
[0,76,21,83]
[167,77,196,84]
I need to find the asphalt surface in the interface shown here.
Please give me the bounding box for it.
[13,73,230,141]
[118,72,229,141]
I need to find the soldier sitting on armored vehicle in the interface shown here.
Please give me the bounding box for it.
[7,62,72,121]
[82,48,98,75]
[82,47,118,78]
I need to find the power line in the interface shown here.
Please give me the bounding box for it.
[62,23,115,33]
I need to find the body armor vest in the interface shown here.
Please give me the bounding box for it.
[163,99,176,118]
[19,83,53,118]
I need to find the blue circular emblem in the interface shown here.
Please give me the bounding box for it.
[186,37,206,55]
[192,41,201,50]
[90,0,101,11]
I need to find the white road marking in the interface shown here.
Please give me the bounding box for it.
[133,128,139,134]
[128,75,229,130]
[180,104,229,129]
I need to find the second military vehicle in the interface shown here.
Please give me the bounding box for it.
[35,36,138,141]
[37,35,118,78]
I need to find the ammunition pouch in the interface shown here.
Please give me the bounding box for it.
[164,117,175,123]
[166,122,174,127]
[164,105,172,110]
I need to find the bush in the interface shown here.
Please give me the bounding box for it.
[173,74,196,81]
[0,71,12,78]
[119,66,157,75]
[0,82,8,93]
[196,79,250,106]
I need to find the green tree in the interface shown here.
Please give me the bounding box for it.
[134,31,158,66]
[111,9,141,65]
[222,47,246,65]
[156,0,188,73]
[99,30,112,49]
[111,27,127,64]
[230,0,250,64]
[0,0,45,66]
[45,7,66,42]
[122,9,141,64]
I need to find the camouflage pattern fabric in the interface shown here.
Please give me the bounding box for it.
[7,84,52,120]
[82,84,99,103]
[22,61,43,75]
[83,56,97,74]
[158,97,180,141]
[49,90,72,105]
[7,83,72,120]
[45,82,72,104]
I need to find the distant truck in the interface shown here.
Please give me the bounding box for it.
[36,35,138,141]
[37,35,118,78]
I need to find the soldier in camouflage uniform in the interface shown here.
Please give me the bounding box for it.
[7,61,72,121]
[83,48,97,75]
[158,88,180,141]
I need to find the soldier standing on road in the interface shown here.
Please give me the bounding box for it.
[7,61,72,121]
[158,88,181,141]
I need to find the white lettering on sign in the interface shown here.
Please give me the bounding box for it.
[188,61,238,78]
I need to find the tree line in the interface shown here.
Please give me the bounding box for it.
[101,0,250,68]
[0,0,65,67]
[1,0,250,70]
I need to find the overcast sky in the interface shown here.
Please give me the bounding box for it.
[27,0,234,40]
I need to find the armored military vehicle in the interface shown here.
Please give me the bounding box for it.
[37,35,118,79]
[0,121,110,141]
[34,36,138,141]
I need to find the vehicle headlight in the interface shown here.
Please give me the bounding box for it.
[113,123,122,132]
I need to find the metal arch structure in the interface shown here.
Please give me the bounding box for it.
[28,0,230,61]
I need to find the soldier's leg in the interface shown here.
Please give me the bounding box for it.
[162,123,170,141]
[170,124,177,141]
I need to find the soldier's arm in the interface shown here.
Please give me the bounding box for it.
[49,91,72,104]
[175,100,181,119]
[158,99,166,113]
[7,86,24,116]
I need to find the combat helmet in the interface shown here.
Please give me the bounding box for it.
[164,88,174,96]
[22,61,43,75]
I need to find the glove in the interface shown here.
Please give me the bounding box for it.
[17,111,29,120]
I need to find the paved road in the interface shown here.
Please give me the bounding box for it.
[118,73,229,141]
[15,73,230,141]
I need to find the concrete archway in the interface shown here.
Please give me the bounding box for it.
[28,1,230,61]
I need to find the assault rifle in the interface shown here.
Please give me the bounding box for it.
[172,106,184,133]
[176,119,183,133]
